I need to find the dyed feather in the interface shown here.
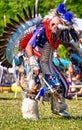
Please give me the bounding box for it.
[28,6,32,18]
[23,8,29,20]
[17,14,25,23]
[10,18,20,26]
[7,23,17,29]
[3,32,12,36]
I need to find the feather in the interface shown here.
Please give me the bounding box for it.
[0,54,4,59]
[3,32,12,37]
[33,5,36,18]
[4,26,15,33]
[63,0,67,4]
[0,45,6,48]
[0,35,10,40]
[0,48,6,53]
[28,6,32,18]
[7,23,17,30]
[1,58,12,68]
[1,60,12,68]
[17,14,25,23]
[0,40,7,44]
[23,8,29,20]
[0,55,6,60]
[7,23,16,32]
[35,0,39,15]
[4,26,16,33]
[0,52,4,56]
[10,18,20,26]
[70,28,78,42]
[0,46,6,49]
[0,54,6,62]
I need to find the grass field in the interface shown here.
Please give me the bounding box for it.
[0,92,82,130]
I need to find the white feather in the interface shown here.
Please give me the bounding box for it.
[63,0,67,4]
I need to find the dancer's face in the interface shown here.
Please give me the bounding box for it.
[49,16,62,33]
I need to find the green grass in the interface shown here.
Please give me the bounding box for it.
[0,92,82,130]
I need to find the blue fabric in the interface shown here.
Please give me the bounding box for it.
[36,87,45,98]
[56,3,66,15]
[74,65,81,74]
[1,83,12,86]
[28,24,47,48]
[70,53,82,65]
[14,57,20,66]
[45,74,60,87]
[22,60,29,75]
[64,11,73,24]
[52,57,70,67]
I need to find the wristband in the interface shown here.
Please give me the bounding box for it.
[29,55,40,70]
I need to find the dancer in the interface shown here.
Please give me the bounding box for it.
[25,14,75,119]
[0,2,80,120]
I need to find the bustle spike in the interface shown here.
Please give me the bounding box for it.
[23,8,29,20]
[28,6,32,18]
[10,18,20,26]
[17,14,25,23]
[7,23,17,30]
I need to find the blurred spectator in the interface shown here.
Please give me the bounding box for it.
[67,61,82,83]
[78,32,82,55]
[52,51,70,71]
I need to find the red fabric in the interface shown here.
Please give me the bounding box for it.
[55,53,60,59]
[20,33,32,50]
[20,33,41,58]
[43,20,60,50]
[33,49,41,59]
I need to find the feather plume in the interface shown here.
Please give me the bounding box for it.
[0,46,6,49]
[0,40,7,44]
[63,0,67,4]
[3,32,12,37]
[0,47,6,52]
[0,55,5,59]
[28,6,32,18]
[10,18,20,26]
[23,8,29,20]
[1,60,12,68]
[33,5,36,18]
[17,14,25,23]
[7,23,17,29]
[0,35,10,40]
[0,55,6,60]
[35,0,39,15]
[4,26,15,33]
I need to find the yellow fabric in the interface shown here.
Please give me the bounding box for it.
[11,83,21,92]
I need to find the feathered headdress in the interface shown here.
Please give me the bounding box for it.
[56,2,66,15]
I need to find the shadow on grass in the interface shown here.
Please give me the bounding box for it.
[40,115,82,121]
[0,97,21,100]
[68,115,82,120]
